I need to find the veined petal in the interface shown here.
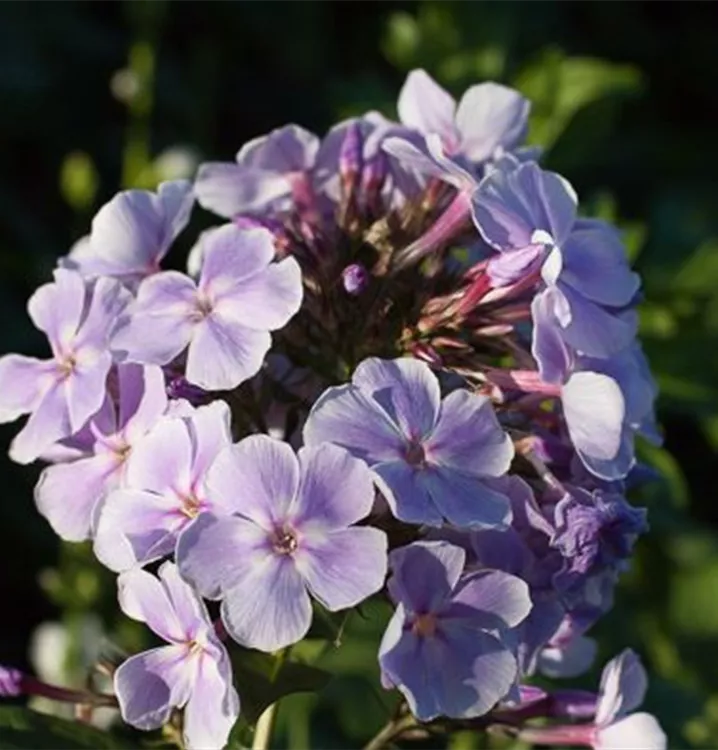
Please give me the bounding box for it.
[117,567,186,642]
[0,354,56,423]
[157,562,211,639]
[296,526,387,611]
[197,225,275,288]
[205,436,300,528]
[221,553,312,652]
[115,645,193,731]
[597,713,667,750]
[397,69,457,142]
[185,315,271,391]
[27,269,86,352]
[446,570,532,629]
[35,452,120,542]
[294,443,376,529]
[596,649,648,725]
[373,461,443,526]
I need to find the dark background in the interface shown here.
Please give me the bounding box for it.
[2,2,718,747]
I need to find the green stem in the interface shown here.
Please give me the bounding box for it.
[362,713,417,750]
[252,701,279,750]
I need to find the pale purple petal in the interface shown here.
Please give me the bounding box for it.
[35,452,119,542]
[531,289,573,384]
[0,355,56,423]
[114,646,192,730]
[382,136,465,188]
[205,435,300,528]
[555,284,638,358]
[65,352,112,433]
[427,389,514,476]
[597,713,667,750]
[27,269,86,352]
[212,257,303,331]
[397,69,457,144]
[197,225,275,287]
[126,416,193,495]
[563,372,625,471]
[72,276,130,350]
[176,513,270,601]
[303,384,406,463]
[353,357,441,441]
[118,364,168,440]
[185,316,271,391]
[538,635,597,679]
[186,400,232,480]
[596,649,648,726]
[446,570,531,629]
[237,124,319,172]
[183,652,240,750]
[194,162,289,219]
[111,271,197,365]
[487,243,544,286]
[157,562,210,640]
[455,82,529,162]
[9,382,72,465]
[94,489,185,572]
[559,229,640,307]
[117,567,186,642]
[423,468,512,529]
[373,461,443,526]
[295,526,387,610]
[388,541,465,613]
[294,443,376,529]
[80,181,193,278]
[221,554,312,652]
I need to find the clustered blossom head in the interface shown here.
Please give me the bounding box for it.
[0,68,666,749]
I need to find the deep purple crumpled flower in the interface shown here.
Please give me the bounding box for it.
[303,357,514,528]
[551,486,647,588]
[0,269,129,464]
[93,400,232,572]
[378,540,532,721]
[64,180,194,284]
[114,562,239,750]
[111,224,302,391]
[34,363,167,542]
[472,162,640,369]
[177,436,387,652]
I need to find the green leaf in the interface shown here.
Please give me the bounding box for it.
[230,648,331,725]
[514,49,643,150]
[673,240,718,296]
[0,706,132,750]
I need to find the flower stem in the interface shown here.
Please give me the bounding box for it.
[363,714,417,750]
[252,702,279,750]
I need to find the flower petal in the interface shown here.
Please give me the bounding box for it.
[302,384,406,463]
[296,526,387,610]
[35,452,119,542]
[115,646,193,730]
[446,570,532,629]
[0,355,56,423]
[294,443,376,529]
[597,713,667,750]
[185,315,271,391]
[206,435,300,528]
[596,649,648,725]
[221,554,312,652]
[27,269,86,351]
[427,389,514,477]
[373,461,443,526]
[397,69,457,142]
[456,82,529,162]
[117,568,186,642]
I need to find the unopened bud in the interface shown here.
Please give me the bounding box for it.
[341,263,369,296]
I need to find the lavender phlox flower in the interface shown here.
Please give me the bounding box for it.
[114,563,239,750]
[63,180,194,284]
[551,486,647,589]
[177,436,387,652]
[519,649,666,749]
[473,162,640,365]
[111,224,303,391]
[378,540,532,721]
[93,399,232,572]
[303,356,514,529]
[0,269,130,465]
[34,364,167,542]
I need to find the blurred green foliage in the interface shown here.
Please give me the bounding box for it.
[1,1,718,748]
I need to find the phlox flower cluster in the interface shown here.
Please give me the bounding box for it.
[0,68,665,749]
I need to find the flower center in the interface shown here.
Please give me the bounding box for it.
[272,527,298,555]
[191,294,214,321]
[56,353,77,379]
[411,613,438,638]
[405,440,426,468]
[179,493,203,519]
